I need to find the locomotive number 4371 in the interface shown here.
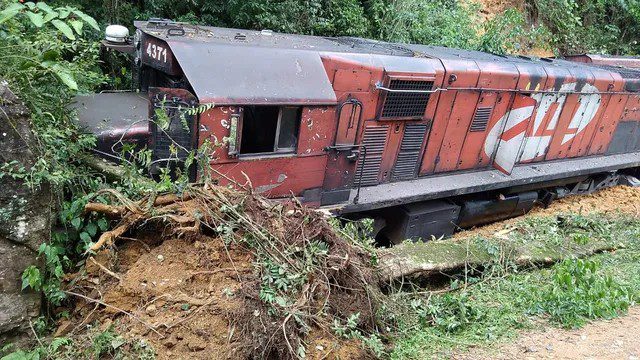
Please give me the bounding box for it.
[146,43,167,63]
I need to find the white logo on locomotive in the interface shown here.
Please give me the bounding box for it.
[484,82,601,173]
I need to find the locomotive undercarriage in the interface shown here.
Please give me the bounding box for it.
[350,169,640,246]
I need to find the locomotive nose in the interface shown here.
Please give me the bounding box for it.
[72,92,151,159]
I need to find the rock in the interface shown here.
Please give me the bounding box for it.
[163,337,177,348]
[54,320,73,337]
[187,338,207,351]
[0,80,51,345]
[145,304,157,317]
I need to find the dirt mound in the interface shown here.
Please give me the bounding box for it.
[456,185,640,239]
[61,184,380,359]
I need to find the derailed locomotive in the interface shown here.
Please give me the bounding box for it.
[76,20,640,244]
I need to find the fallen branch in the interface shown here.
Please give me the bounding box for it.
[378,238,622,282]
[88,257,121,281]
[84,203,125,217]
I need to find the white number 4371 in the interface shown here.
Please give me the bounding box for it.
[146,43,167,63]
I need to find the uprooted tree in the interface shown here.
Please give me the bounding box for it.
[63,183,383,358]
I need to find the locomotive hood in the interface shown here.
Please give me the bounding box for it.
[135,21,338,106]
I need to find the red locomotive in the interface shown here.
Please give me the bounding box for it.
[75,20,640,244]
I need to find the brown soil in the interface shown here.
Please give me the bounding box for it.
[454,307,640,359]
[60,185,378,360]
[455,185,640,239]
[474,0,525,21]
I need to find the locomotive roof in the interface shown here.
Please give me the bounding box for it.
[135,20,640,104]
[136,19,550,63]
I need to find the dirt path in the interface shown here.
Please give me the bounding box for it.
[456,307,640,359]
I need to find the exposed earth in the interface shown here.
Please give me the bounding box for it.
[454,307,640,360]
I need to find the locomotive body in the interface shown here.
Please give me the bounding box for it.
[77,20,640,243]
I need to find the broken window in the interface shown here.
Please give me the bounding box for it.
[239,106,301,155]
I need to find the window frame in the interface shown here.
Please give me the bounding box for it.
[236,105,302,158]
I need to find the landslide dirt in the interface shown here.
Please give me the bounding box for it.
[455,185,640,240]
[60,185,379,360]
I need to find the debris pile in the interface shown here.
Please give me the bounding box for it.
[62,184,380,359]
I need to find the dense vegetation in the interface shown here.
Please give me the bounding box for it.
[60,0,640,55]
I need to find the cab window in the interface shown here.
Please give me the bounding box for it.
[240,106,301,155]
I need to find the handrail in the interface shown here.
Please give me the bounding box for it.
[375,83,445,94]
[353,145,367,205]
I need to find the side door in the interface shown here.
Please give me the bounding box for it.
[321,95,365,205]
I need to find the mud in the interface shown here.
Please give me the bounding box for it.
[61,185,378,359]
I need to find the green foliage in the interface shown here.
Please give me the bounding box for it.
[534,0,640,54]
[0,0,104,189]
[20,195,111,306]
[62,0,552,55]
[1,327,156,359]
[533,258,633,328]
[479,8,551,54]
[388,212,640,358]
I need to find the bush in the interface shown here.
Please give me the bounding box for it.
[534,0,640,54]
[534,258,633,328]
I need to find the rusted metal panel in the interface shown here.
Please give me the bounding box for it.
[421,58,480,174]
[211,155,327,198]
[333,69,372,92]
[589,94,630,155]
[543,66,587,161]
[565,54,640,69]
[140,33,181,76]
[620,94,640,121]
[567,68,615,157]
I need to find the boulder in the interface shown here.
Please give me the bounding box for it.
[0,80,51,345]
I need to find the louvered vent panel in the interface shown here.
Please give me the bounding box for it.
[392,124,428,180]
[469,107,492,132]
[354,126,389,187]
[381,80,433,118]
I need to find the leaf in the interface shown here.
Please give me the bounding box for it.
[70,19,83,35]
[25,11,44,27]
[72,9,99,30]
[57,7,71,19]
[70,217,82,230]
[0,3,23,24]
[1,2,24,13]
[24,2,35,10]
[79,232,91,243]
[43,11,57,23]
[36,2,55,14]
[42,49,60,61]
[97,218,109,231]
[51,19,76,40]
[85,222,97,237]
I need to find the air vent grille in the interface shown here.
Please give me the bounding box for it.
[354,126,389,187]
[392,124,427,180]
[381,80,433,119]
[152,103,193,160]
[469,107,492,132]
